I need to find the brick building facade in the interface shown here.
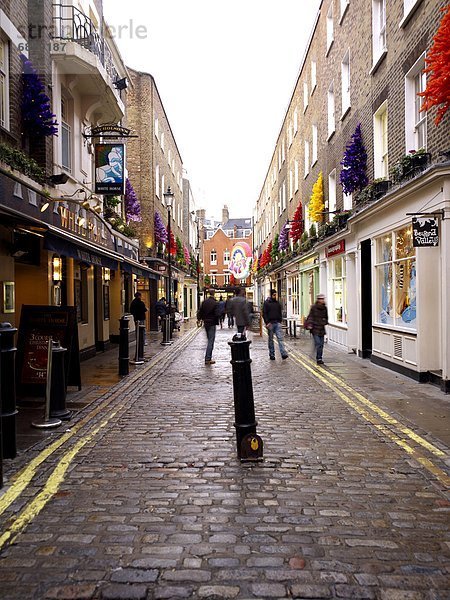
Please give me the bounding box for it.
[254,0,450,390]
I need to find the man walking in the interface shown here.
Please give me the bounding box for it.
[231,287,251,335]
[307,293,329,365]
[198,290,219,365]
[225,295,234,328]
[263,288,288,360]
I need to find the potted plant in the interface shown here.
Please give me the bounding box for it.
[372,178,391,200]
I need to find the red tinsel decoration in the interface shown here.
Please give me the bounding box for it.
[419,4,450,125]
[290,201,304,243]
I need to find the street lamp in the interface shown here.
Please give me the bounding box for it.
[164,186,174,340]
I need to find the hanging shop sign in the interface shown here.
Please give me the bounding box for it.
[412,217,439,247]
[229,242,253,280]
[325,239,345,258]
[95,143,125,195]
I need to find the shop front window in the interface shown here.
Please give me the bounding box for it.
[329,257,346,323]
[375,225,416,329]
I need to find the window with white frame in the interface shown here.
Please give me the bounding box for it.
[340,0,350,20]
[374,101,388,179]
[327,4,334,52]
[0,35,9,130]
[210,273,217,285]
[154,116,159,140]
[328,170,336,217]
[328,256,347,323]
[405,54,427,151]
[155,164,160,197]
[341,50,351,115]
[224,272,230,285]
[291,276,300,316]
[278,147,282,171]
[311,60,317,92]
[294,160,299,191]
[372,0,386,64]
[281,139,286,162]
[294,108,298,134]
[288,122,293,147]
[278,187,282,215]
[161,174,165,201]
[160,131,165,152]
[402,0,423,24]
[223,249,230,264]
[282,180,286,211]
[304,140,310,177]
[210,250,217,265]
[303,81,309,111]
[343,191,353,210]
[327,82,335,137]
[168,149,172,167]
[312,124,318,164]
[375,225,416,330]
[61,96,72,172]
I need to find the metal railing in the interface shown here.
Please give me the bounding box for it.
[52,4,119,83]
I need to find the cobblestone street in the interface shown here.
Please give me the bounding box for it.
[1,327,449,599]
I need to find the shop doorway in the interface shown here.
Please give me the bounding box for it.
[360,238,372,358]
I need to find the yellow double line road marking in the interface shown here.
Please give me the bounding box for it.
[0,328,199,550]
[289,348,450,489]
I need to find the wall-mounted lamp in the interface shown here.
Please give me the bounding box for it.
[48,173,70,186]
[103,267,111,282]
[113,77,128,90]
[52,256,62,281]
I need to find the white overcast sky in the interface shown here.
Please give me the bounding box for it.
[103,0,321,220]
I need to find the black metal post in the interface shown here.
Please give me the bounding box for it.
[118,316,130,376]
[0,323,18,459]
[167,206,172,341]
[228,338,263,461]
[49,341,71,420]
[130,320,144,365]
[161,314,172,346]
[137,321,145,361]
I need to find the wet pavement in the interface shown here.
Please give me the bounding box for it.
[0,324,449,599]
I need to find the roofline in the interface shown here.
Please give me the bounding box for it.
[127,67,184,162]
[255,1,323,206]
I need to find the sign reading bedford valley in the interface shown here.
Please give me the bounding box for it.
[412,217,439,247]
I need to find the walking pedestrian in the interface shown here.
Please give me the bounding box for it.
[198,290,219,365]
[217,295,226,329]
[129,292,148,345]
[225,295,234,328]
[230,287,251,335]
[306,293,329,365]
[263,288,288,360]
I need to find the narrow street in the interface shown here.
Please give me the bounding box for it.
[0,328,449,599]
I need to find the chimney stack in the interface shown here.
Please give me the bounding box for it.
[222,205,229,225]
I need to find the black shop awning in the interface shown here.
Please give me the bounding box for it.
[44,233,120,271]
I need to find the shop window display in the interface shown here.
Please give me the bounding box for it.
[328,257,346,323]
[376,226,416,329]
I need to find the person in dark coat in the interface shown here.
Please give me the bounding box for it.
[307,293,329,365]
[130,292,148,344]
[198,290,218,365]
[262,288,288,360]
[230,287,251,335]
[155,297,168,330]
[225,295,234,328]
[217,295,226,329]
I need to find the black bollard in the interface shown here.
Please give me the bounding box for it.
[49,341,71,420]
[0,323,18,460]
[118,316,130,376]
[130,320,144,365]
[228,337,263,461]
[161,315,172,346]
[137,321,145,361]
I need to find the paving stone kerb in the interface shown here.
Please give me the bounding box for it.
[0,328,449,599]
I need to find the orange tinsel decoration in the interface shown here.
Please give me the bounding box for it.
[419,4,450,125]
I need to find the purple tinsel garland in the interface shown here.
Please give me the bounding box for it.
[20,54,58,137]
[340,123,368,195]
